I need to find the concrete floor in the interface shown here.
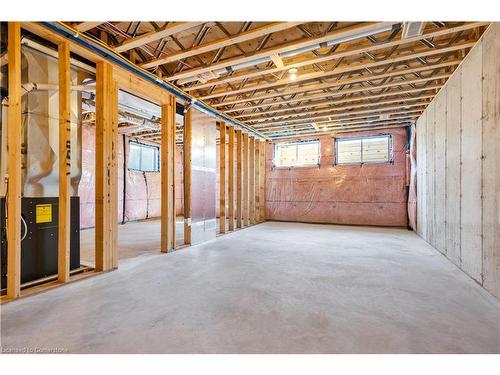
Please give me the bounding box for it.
[1,222,499,353]
[80,217,186,266]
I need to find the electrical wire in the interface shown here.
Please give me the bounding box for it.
[20,215,27,241]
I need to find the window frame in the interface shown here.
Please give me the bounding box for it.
[273,139,321,168]
[334,134,393,165]
[128,140,160,173]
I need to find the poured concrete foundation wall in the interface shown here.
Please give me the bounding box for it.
[416,23,500,299]
[79,126,184,228]
[265,127,409,226]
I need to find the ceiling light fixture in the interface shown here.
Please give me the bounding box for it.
[288,68,298,81]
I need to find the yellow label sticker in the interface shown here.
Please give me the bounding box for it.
[36,204,52,224]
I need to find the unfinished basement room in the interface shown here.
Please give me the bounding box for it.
[1,2,500,367]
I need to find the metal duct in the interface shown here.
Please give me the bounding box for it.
[176,24,400,85]
[189,108,217,245]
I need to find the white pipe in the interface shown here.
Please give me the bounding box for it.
[280,24,396,58]
[21,82,95,95]
[21,38,96,73]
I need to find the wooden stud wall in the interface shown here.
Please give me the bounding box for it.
[416,23,500,299]
[2,22,269,302]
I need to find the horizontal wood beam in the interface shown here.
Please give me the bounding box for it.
[166,22,395,81]
[185,22,488,91]
[115,22,204,53]
[113,67,167,104]
[142,22,302,69]
[75,22,105,33]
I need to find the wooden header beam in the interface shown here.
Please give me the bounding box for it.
[75,22,105,33]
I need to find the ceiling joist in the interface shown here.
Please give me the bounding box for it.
[141,22,303,69]
[70,21,488,138]
[115,22,204,53]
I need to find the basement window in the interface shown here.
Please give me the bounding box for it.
[335,135,392,164]
[128,141,160,172]
[273,140,320,167]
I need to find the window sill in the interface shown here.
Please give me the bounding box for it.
[334,160,393,166]
[273,164,320,170]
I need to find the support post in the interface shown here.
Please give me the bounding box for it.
[259,141,266,222]
[243,133,249,226]
[249,136,255,225]
[219,122,226,234]
[95,61,118,271]
[184,108,192,245]
[161,94,176,252]
[236,129,242,228]
[6,22,22,299]
[110,80,119,269]
[254,141,260,223]
[228,126,235,231]
[58,41,71,282]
